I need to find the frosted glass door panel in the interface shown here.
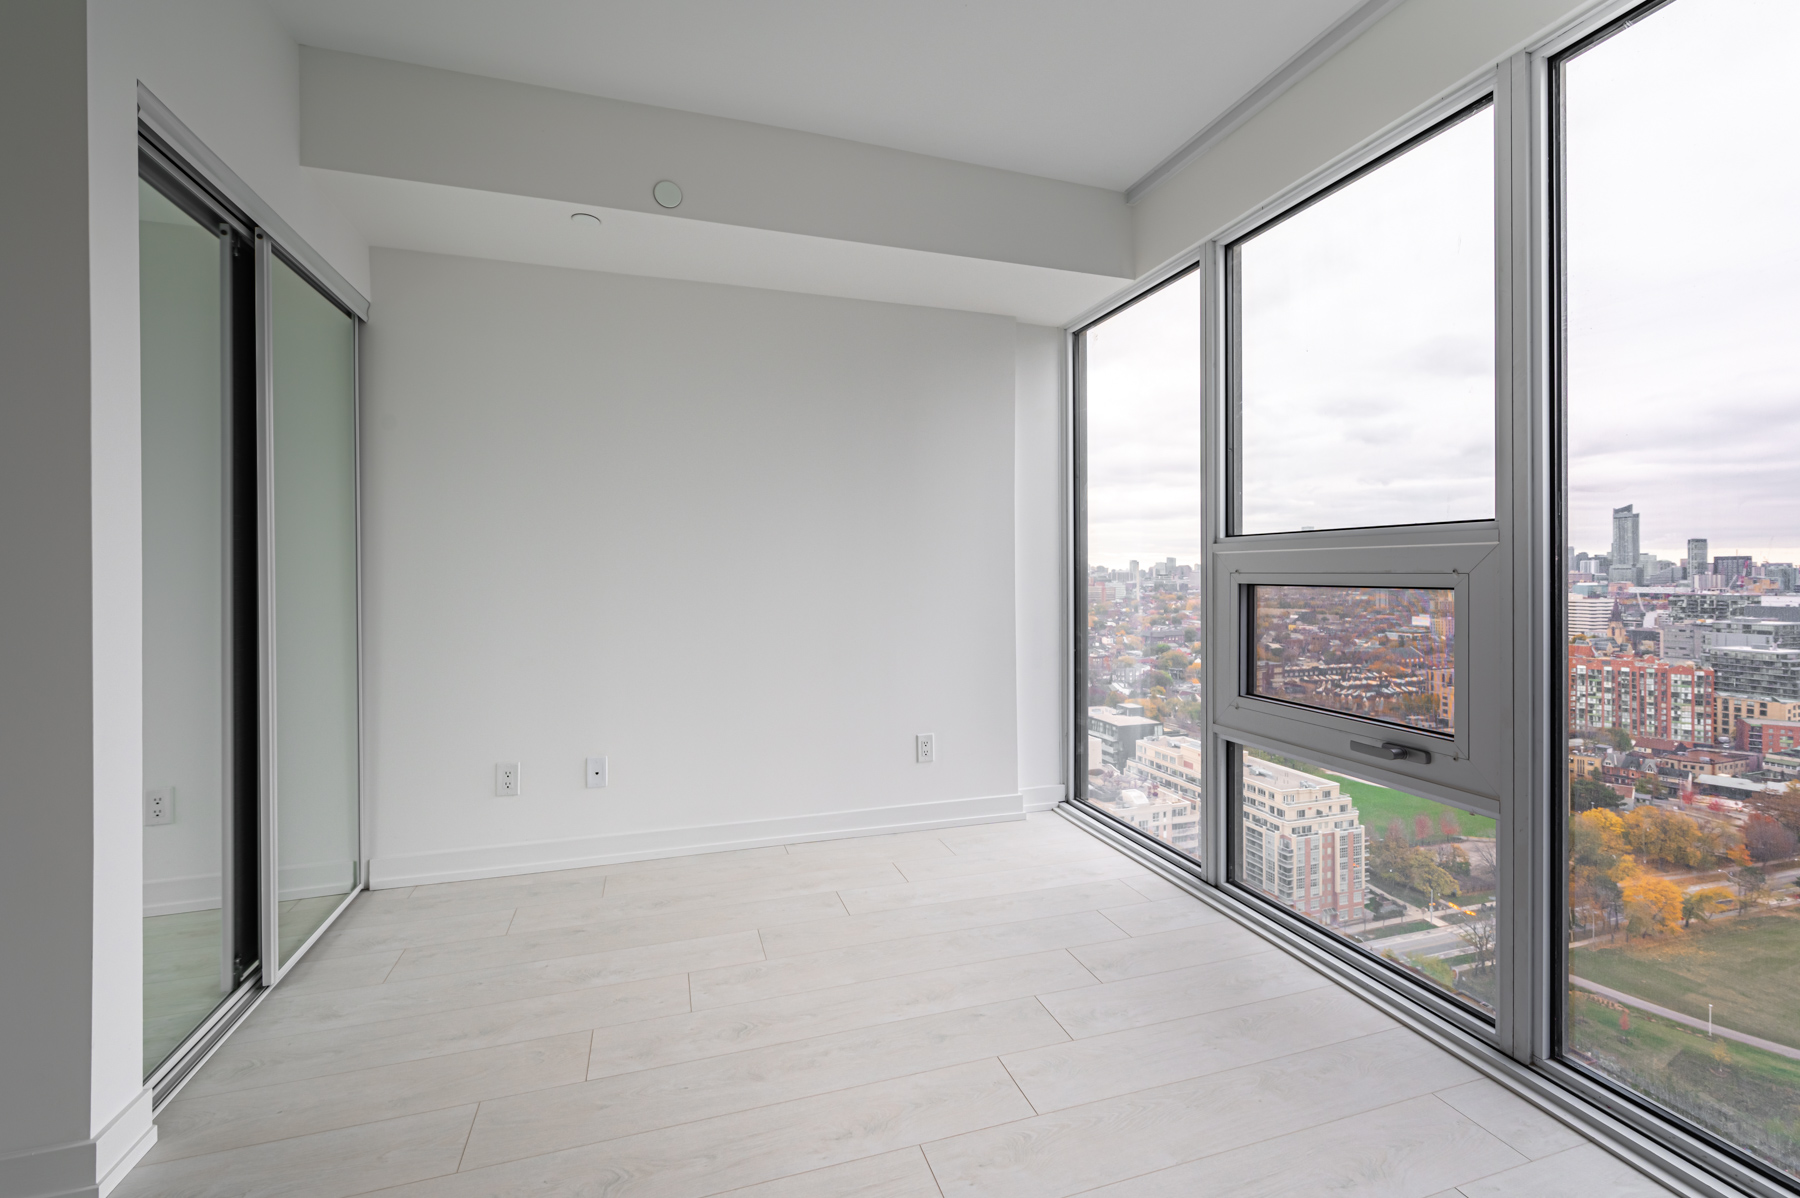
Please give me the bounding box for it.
[270,254,360,965]
[140,179,230,1075]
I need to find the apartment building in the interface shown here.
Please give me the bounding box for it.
[1239,758,1366,928]
[1086,705,1164,770]
[1716,693,1800,741]
[1567,643,1715,742]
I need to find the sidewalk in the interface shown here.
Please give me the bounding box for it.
[1569,976,1800,1061]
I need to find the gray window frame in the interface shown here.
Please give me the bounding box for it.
[1062,1,1796,1191]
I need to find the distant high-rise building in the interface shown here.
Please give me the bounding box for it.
[1687,538,1709,577]
[1715,555,1753,585]
[1610,506,1641,584]
[1567,596,1616,641]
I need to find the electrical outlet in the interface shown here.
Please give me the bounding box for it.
[916,733,935,764]
[144,787,174,826]
[495,762,520,796]
[586,757,609,789]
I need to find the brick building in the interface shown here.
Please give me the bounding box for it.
[1567,644,1713,743]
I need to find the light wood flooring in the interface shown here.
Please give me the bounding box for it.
[118,811,1676,1198]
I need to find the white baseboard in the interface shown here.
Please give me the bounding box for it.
[279,860,358,900]
[1021,784,1065,812]
[143,859,356,914]
[0,1086,155,1198]
[142,873,220,917]
[369,792,1025,889]
[95,1090,155,1198]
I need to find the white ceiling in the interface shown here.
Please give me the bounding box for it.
[267,0,1369,192]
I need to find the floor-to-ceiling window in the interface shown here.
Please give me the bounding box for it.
[1075,270,1203,860]
[1070,0,1800,1188]
[1555,0,1800,1179]
[1221,100,1500,1021]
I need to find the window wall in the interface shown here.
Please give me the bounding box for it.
[1556,0,1800,1182]
[1070,0,1800,1189]
[1076,270,1203,860]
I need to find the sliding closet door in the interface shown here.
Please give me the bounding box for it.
[264,246,362,973]
[140,177,235,1074]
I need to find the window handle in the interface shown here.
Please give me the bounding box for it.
[1351,740,1433,765]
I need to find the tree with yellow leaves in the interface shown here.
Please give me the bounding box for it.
[1621,875,1683,937]
[1620,807,1717,870]
[1681,886,1731,927]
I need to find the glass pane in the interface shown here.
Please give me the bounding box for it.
[271,255,360,965]
[140,179,230,1075]
[1235,104,1494,535]
[1560,0,1800,1175]
[1235,744,1497,1016]
[1081,272,1203,860]
[1250,585,1455,734]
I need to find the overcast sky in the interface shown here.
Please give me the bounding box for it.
[1238,104,1494,535]
[1084,272,1201,569]
[1085,0,1798,568]
[1564,0,1800,564]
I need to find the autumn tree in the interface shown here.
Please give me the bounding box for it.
[1370,832,1460,903]
[1620,807,1716,870]
[1681,887,1731,927]
[1752,780,1800,838]
[1743,813,1799,863]
[1731,865,1771,914]
[1414,814,1434,843]
[1439,812,1461,839]
[1568,810,1631,940]
[1396,692,1437,720]
[1621,875,1683,937]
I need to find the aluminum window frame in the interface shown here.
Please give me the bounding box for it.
[1534,2,1800,1193]
[1207,69,1517,1041]
[1069,263,1207,866]
[1064,0,1797,1188]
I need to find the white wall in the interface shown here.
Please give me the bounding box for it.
[0,4,102,1191]
[1015,325,1067,810]
[0,3,373,1195]
[362,249,1022,885]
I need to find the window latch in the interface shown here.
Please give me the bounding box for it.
[1351,740,1432,765]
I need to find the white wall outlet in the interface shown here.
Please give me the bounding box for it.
[916,733,936,764]
[586,757,609,789]
[144,787,174,826]
[495,762,520,796]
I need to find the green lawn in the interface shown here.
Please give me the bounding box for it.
[1326,772,1497,840]
[1570,913,1800,1050]
[1354,919,1434,942]
[1567,990,1800,1170]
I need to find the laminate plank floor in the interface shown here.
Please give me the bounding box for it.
[120,811,1676,1198]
